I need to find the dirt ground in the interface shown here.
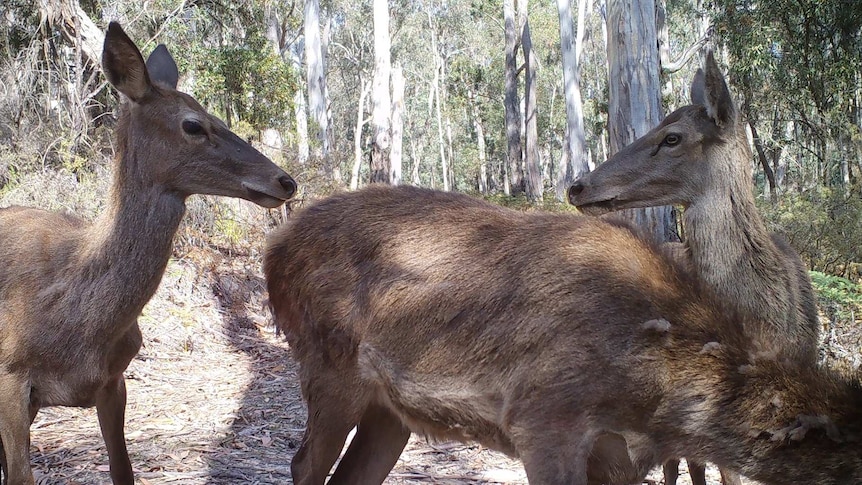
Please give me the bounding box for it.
[26,245,734,485]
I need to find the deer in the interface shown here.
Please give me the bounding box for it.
[0,22,297,485]
[265,184,862,485]
[568,52,819,485]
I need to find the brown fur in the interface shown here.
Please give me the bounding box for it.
[0,22,296,485]
[265,185,862,485]
[569,52,819,484]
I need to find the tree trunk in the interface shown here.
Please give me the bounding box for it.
[556,0,591,202]
[606,0,676,243]
[370,0,392,184]
[522,14,543,204]
[305,0,330,160]
[351,80,371,190]
[294,89,309,165]
[433,60,449,191]
[39,0,102,68]
[469,88,489,194]
[390,64,405,185]
[749,119,777,197]
[504,0,523,195]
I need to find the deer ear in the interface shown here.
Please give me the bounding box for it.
[146,44,179,89]
[101,22,152,103]
[690,68,706,106]
[698,51,737,127]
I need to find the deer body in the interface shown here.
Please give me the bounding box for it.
[0,23,296,485]
[265,185,862,485]
[568,53,819,485]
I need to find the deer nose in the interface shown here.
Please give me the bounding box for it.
[280,175,298,199]
[567,181,584,205]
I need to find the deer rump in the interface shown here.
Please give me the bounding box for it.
[265,184,726,483]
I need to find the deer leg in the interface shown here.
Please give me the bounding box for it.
[719,468,743,485]
[517,423,596,485]
[663,459,681,485]
[0,372,35,485]
[688,459,708,485]
[291,380,368,485]
[95,376,134,485]
[328,403,410,484]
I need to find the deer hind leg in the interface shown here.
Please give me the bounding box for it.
[719,467,743,485]
[328,403,410,484]
[96,376,134,485]
[663,459,681,485]
[291,374,371,485]
[0,371,35,485]
[687,460,708,485]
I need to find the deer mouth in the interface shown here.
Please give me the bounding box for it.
[575,198,620,216]
[243,185,290,209]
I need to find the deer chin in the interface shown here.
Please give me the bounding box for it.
[243,184,289,209]
[575,198,621,216]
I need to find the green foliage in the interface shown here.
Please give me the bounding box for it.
[811,271,862,311]
[193,34,297,130]
[760,187,862,278]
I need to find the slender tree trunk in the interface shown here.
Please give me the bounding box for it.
[556,0,591,202]
[469,88,489,194]
[504,0,523,195]
[390,64,404,185]
[411,138,422,185]
[294,89,309,165]
[305,0,329,161]
[522,13,542,203]
[606,0,676,243]
[433,61,449,191]
[370,0,392,184]
[351,80,371,190]
[749,120,777,197]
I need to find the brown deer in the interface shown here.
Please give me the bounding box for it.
[568,52,819,485]
[265,184,862,485]
[0,22,296,485]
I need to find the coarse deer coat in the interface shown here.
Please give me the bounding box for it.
[266,185,862,485]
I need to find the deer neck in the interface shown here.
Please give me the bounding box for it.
[683,147,792,325]
[81,149,186,339]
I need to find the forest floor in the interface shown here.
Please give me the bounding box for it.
[26,242,740,485]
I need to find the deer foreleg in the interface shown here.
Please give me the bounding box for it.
[96,376,134,485]
[0,371,35,485]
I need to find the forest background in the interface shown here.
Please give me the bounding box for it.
[0,0,860,350]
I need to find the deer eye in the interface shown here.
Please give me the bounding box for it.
[182,120,205,136]
[664,134,681,146]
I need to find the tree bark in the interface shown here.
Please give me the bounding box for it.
[351,80,371,190]
[469,88,489,194]
[504,0,523,195]
[390,64,405,185]
[556,0,591,202]
[305,0,329,160]
[370,0,392,184]
[522,13,543,204]
[606,0,676,243]
[749,119,777,197]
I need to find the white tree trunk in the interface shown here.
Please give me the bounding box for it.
[370,0,392,184]
[390,64,405,185]
[351,80,371,190]
[606,0,675,242]
[294,89,309,165]
[305,0,329,159]
[556,0,591,202]
[503,0,522,195]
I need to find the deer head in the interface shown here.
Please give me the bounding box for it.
[568,52,745,214]
[102,22,296,207]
